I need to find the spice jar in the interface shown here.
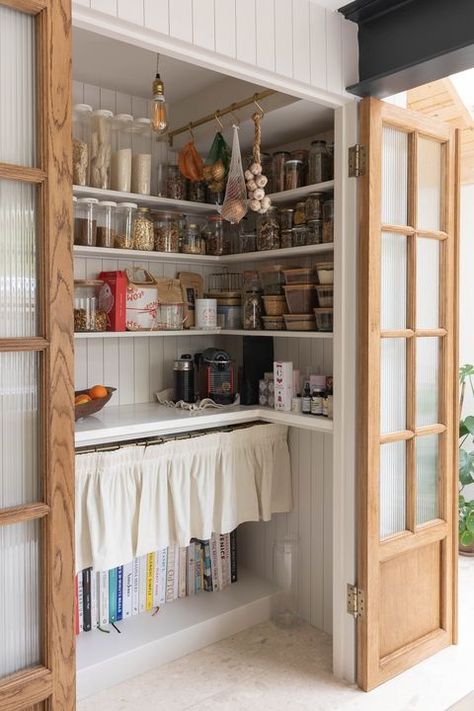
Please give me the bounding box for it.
[74,280,107,332]
[114,201,137,249]
[279,208,294,231]
[132,207,154,251]
[306,219,322,245]
[154,212,180,252]
[308,140,331,185]
[322,198,334,243]
[167,164,186,200]
[72,103,92,186]
[111,113,133,193]
[294,202,306,226]
[90,109,113,189]
[281,230,293,249]
[284,159,304,191]
[305,192,324,221]
[182,223,206,255]
[292,226,308,247]
[74,197,98,246]
[204,215,229,255]
[96,200,117,248]
[240,232,256,253]
[242,271,263,330]
[272,151,290,193]
[257,207,280,251]
[131,118,152,195]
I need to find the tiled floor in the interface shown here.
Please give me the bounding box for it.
[78,557,474,711]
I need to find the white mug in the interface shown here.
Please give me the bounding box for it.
[195,298,217,329]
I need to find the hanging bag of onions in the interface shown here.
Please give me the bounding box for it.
[221,124,248,224]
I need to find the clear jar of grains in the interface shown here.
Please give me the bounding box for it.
[182,223,206,255]
[72,103,92,186]
[114,201,137,249]
[96,200,117,248]
[154,212,180,253]
[167,164,186,200]
[257,207,280,251]
[132,207,154,251]
[204,215,228,255]
[90,109,113,190]
[74,197,98,246]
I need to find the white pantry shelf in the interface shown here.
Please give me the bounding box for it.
[74,328,332,340]
[73,185,216,215]
[268,180,334,204]
[223,242,334,263]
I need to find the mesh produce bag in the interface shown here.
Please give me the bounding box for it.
[221,125,248,224]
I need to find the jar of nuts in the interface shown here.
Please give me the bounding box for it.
[257,207,280,251]
[115,202,137,249]
[132,207,154,251]
[154,212,180,253]
[74,280,107,332]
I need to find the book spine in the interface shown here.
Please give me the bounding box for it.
[78,572,84,633]
[139,555,147,614]
[210,534,219,591]
[173,546,180,601]
[230,529,238,583]
[158,548,168,605]
[165,546,175,603]
[194,542,202,594]
[91,571,99,630]
[116,565,123,621]
[123,562,133,619]
[187,544,196,596]
[146,553,155,611]
[132,557,140,616]
[202,541,212,592]
[99,570,109,627]
[152,552,160,607]
[178,547,187,598]
[219,535,226,590]
[82,567,92,632]
[108,568,117,623]
[224,533,231,587]
[74,575,79,635]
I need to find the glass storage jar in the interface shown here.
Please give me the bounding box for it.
[292,226,307,247]
[153,212,180,252]
[156,162,168,197]
[240,232,256,253]
[272,151,290,193]
[322,198,334,243]
[182,223,206,255]
[257,207,280,251]
[72,103,92,186]
[305,192,324,221]
[294,202,306,225]
[187,180,207,203]
[132,207,154,251]
[281,230,293,249]
[167,164,186,200]
[204,215,228,255]
[279,208,294,231]
[284,159,304,191]
[131,117,152,195]
[242,272,263,330]
[90,109,113,189]
[306,219,322,245]
[308,139,330,185]
[111,113,133,192]
[96,200,117,248]
[290,149,309,184]
[74,280,107,332]
[114,201,137,249]
[74,197,98,246]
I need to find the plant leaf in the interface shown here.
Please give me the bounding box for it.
[460,529,474,547]
[463,416,474,436]
[459,449,474,485]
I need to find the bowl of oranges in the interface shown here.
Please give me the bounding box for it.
[74,385,116,421]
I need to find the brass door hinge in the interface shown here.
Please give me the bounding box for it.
[347,583,365,619]
[348,144,367,177]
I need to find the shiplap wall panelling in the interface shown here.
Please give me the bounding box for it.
[144,0,169,34]
[274,0,293,78]
[235,0,256,65]
[214,0,236,58]
[293,0,311,85]
[90,0,116,16]
[117,0,143,26]
[256,0,275,73]
[169,0,193,43]
[342,16,359,89]
[309,3,327,90]
[325,9,344,96]
[192,0,215,51]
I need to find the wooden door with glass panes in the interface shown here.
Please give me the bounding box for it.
[0,0,74,709]
[357,97,459,691]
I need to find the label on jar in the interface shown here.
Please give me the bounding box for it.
[310,393,324,416]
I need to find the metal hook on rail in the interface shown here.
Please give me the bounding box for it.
[229,103,240,126]
[214,111,224,130]
[188,123,194,140]
[253,94,265,117]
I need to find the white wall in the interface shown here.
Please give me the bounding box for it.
[460,184,474,499]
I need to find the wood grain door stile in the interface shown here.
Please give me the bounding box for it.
[357,97,459,690]
[0,1,75,710]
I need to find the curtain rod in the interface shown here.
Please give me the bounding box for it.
[167,89,276,145]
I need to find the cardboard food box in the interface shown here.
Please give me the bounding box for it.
[98,270,127,331]
[125,268,159,331]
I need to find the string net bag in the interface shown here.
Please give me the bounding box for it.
[221,124,248,224]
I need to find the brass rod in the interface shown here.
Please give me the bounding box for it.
[167,89,276,143]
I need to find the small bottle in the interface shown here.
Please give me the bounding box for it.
[302,382,311,414]
[310,387,325,416]
[291,395,302,413]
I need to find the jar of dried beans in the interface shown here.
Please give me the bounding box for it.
[204,215,228,255]
[74,280,107,332]
[257,207,280,251]
[132,207,154,251]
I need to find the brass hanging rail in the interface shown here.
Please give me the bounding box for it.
[167,89,276,145]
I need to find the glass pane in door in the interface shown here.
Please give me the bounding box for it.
[380,338,406,434]
[0,351,38,507]
[416,434,439,524]
[0,180,37,337]
[382,127,408,226]
[0,6,36,167]
[0,519,41,678]
[417,137,442,232]
[381,232,407,330]
[380,440,407,538]
[416,238,440,329]
[416,338,439,426]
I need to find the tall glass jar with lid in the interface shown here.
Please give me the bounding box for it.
[111,113,133,192]
[114,201,137,249]
[308,140,330,185]
[74,197,98,246]
[132,118,152,195]
[242,271,263,330]
[182,223,206,255]
[72,104,92,186]
[96,200,117,248]
[90,109,113,189]
[257,207,280,251]
[272,151,290,193]
[154,212,180,253]
[132,207,154,251]
[204,215,229,255]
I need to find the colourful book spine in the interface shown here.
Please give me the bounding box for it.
[219,535,226,590]
[158,548,168,605]
[194,542,202,594]
[123,562,133,619]
[166,547,176,602]
[178,547,187,598]
[99,570,109,627]
[116,566,123,621]
[152,552,160,607]
[82,567,91,631]
[139,555,147,614]
[78,573,84,632]
[224,533,231,587]
[210,534,219,591]
[187,544,196,596]
[173,546,180,600]
[132,557,140,616]
[202,541,212,592]
[108,568,118,623]
[146,553,154,611]
[230,529,238,583]
[74,575,79,635]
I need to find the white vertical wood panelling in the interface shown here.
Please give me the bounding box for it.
[99,87,116,112]
[214,0,236,58]
[72,80,84,105]
[192,0,215,51]
[90,0,116,15]
[235,0,256,65]
[74,0,90,6]
[117,0,143,26]
[143,0,169,34]
[274,0,293,78]
[325,9,343,96]
[292,0,311,85]
[309,2,327,90]
[342,16,358,90]
[83,82,100,109]
[169,0,193,43]
[256,0,275,73]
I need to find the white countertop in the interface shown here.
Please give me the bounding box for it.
[75,402,333,447]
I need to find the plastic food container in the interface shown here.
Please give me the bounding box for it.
[263,295,287,316]
[283,314,316,331]
[96,200,117,248]
[262,315,285,331]
[315,284,334,307]
[314,308,333,332]
[156,303,184,330]
[115,202,137,249]
[284,284,317,314]
[283,267,316,285]
[74,197,98,246]
[74,280,106,332]
[260,265,285,295]
[315,261,334,285]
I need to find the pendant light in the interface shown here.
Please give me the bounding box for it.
[151,53,169,135]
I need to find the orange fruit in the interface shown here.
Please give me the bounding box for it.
[75,394,92,406]
[89,385,108,400]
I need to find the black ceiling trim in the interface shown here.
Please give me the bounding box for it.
[339,0,414,25]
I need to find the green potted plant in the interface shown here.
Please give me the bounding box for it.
[459,364,474,555]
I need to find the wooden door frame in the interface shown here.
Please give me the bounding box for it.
[0,1,75,709]
[357,97,459,691]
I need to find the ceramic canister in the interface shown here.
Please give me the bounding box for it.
[195,298,217,329]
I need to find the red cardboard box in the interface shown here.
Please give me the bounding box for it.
[98,270,127,331]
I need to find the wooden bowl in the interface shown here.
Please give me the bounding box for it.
[74,387,116,421]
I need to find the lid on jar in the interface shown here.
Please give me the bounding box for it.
[208,215,223,222]
[307,192,324,198]
[279,208,294,213]
[135,117,151,125]
[117,201,138,209]
[77,197,99,204]
[311,139,327,146]
[93,109,114,118]
[154,211,178,219]
[98,200,117,207]
[74,279,104,287]
[284,159,304,165]
[114,113,133,122]
[137,207,150,213]
[273,151,290,156]
[315,261,334,269]
[73,103,93,113]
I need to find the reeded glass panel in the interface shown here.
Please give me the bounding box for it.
[380,440,407,538]
[416,338,439,426]
[0,180,37,336]
[381,338,406,434]
[417,137,442,232]
[382,127,408,226]
[416,237,439,329]
[0,6,36,167]
[416,434,439,525]
[0,352,38,507]
[381,232,407,330]
[0,519,41,678]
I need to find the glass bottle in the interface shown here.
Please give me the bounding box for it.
[90,109,113,189]
[308,140,330,185]
[72,103,92,186]
[131,117,152,195]
[111,113,133,193]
